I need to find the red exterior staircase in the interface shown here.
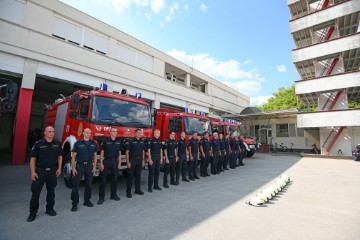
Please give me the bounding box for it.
[323,127,345,155]
[316,0,330,11]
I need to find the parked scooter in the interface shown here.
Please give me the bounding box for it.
[310,143,320,154]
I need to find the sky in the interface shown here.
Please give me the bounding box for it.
[59,0,299,106]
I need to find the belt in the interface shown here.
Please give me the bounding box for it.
[104,158,118,162]
[37,167,56,171]
[77,161,92,165]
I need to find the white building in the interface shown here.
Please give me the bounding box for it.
[0,0,249,164]
[224,108,318,153]
[288,0,360,156]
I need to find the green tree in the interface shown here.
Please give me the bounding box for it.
[259,84,305,111]
[259,84,360,111]
[349,100,360,109]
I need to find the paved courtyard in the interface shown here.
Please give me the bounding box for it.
[0,154,359,240]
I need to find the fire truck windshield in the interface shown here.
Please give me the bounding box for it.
[184,117,212,136]
[91,96,151,128]
[212,125,224,135]
[227,125,241,136]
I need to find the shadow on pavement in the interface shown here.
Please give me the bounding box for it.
[0,153,301,240]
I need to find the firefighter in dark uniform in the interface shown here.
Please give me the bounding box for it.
[188,132,200,181]
[200,132,211,177]
[223,134,230,170]
[97,127,122,205]
[27,126,63,222]
[147,129,163,192]
[238,135,246,166]
[71,128,98,212]
[218,133,225,172]
[176,132,189,182]
[211,132,221,174]
[163,132,178,187]
[126,129,146,198]
[234,136,240,168]
[229,133,237,169]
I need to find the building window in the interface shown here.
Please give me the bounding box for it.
[297,127,304,137]
[289,124,296,137]
[250,126,255,136]
[276,123,303,137]
[276,124,289,137]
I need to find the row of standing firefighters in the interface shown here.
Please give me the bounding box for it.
[27,126,248,222]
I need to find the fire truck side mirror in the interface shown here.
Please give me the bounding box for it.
[70,94,80,110]
[176,117,183,132]
[0,81,19,113]
[69,111,77,118]
[152,108,157,127]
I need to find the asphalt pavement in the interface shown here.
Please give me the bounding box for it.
[0,154,359,240]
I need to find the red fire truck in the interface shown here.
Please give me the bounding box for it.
[44,89,153,187]
[211,120,256,157]
[154,108,212,141]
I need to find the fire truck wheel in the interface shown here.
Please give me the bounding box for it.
[246,151,254,157]
[63,153,73,188]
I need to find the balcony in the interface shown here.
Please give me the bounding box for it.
[296,70,360,96]
[297,108,360,128]
[293,32,360,63]
[289,0,360,33]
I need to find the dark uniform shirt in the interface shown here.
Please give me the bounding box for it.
[235,140,240,151]
[30,139,64,168]
[177,138,187,157]
[224,138,230,152]
[126,137,145,159]
[219,138,225,151]
[101,137,121,161]
[211,138,220,152]
[188,137,199,155]
[147,137,163,155]
[200,138,211,152]
[229,138,236,151]
[72,139,98,163]
[164,139,177,157]
[239,140,246,150]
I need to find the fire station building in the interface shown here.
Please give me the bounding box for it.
[0,0,250,165]
[288,0,360,156]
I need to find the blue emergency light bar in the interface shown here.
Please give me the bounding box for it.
[135,92,142,99]
[100,83,108,91]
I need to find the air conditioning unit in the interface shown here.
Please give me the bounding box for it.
[165,72,177,82]
[190,82,198,89]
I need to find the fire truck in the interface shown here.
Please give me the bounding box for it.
[211,120,257,157]
[44,89,153,187]
[154,108,212,141]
